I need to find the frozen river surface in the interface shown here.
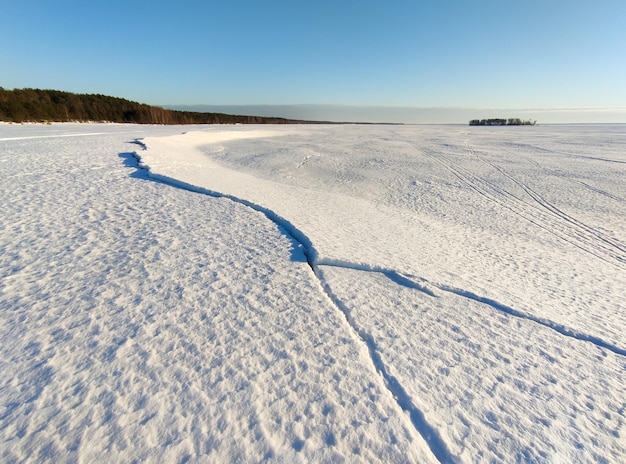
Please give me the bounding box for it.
[1,123,625,462]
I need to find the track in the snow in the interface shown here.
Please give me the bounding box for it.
[411,141,626,270]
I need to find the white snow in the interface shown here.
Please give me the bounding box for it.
[1,122,625,463]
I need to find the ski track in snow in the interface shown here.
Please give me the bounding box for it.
[413,142,626,270]
[522,155,625,203]
[132,126,626,461]
[466,142,626,260]
[130,146,457,463]
[0,131,140,142]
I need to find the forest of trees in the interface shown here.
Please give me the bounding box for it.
[469,118,536,126]
[0,88,319,125]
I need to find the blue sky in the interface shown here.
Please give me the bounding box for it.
[2,1,626,122]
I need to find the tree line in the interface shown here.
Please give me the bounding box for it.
[469,118,536,126]
[0,88,320,124]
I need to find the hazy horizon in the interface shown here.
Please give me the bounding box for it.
[166,104,626,125]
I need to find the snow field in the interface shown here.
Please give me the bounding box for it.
[142,125,626,350]
[139,124,626,462]
[1,122,625,462]
[0,125,434,462]
[319,265,626,462]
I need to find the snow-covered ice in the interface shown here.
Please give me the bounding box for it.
[1,122,625,462]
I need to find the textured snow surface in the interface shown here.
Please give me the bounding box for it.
[1,123,625,463]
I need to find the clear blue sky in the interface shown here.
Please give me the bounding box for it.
[2,1,626,121]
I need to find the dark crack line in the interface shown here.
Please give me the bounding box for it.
[316,257,626,359]
[127,146,317,264]
[434,284,626,358]
[314,267,457,463]
[125,143,456,463]
[126,138,625,464]
[316,258,437,297]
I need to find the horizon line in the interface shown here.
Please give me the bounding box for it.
[164,104,626,124]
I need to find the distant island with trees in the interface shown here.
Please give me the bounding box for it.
[469,118,536,126]
[0,88,326,125]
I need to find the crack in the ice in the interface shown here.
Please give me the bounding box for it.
[125,143,456,463]
[124,139,626,464]
[126,137,626,460]
[434,284,626,358]
[316,258,626,359]
[314,268,457,463]
[316,258,437,297]
[127,148,317,265]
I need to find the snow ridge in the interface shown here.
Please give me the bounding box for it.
[129,148,317,265]
[130,144,454,463]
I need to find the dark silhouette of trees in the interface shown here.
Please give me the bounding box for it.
[469,118,536,126]
[0,87,317,124]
